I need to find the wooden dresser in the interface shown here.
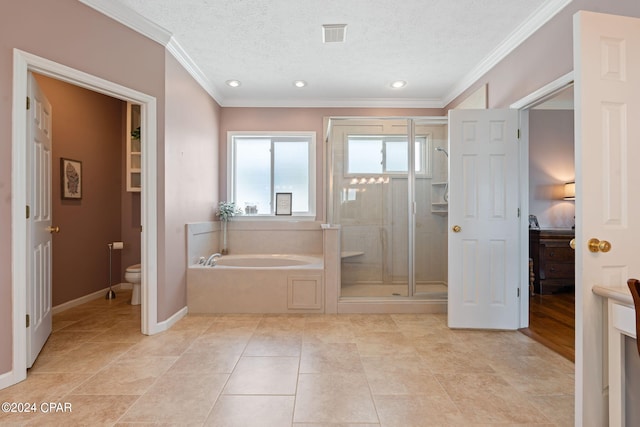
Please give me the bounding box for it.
[529,228,575,294]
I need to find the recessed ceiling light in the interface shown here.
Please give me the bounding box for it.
[226,79,241,88]
[391,80,407,89]
[293,80,307,88]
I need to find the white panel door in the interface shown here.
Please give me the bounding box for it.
[574,11,640,427]
[448,109,520,329]
[27,73,53,367]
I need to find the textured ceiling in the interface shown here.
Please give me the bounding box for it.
[101,0,562,107]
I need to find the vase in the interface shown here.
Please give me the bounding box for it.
[221,221,228,255]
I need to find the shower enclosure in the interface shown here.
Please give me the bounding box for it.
[327,117,449,300]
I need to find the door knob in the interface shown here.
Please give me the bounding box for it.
[452,225,462,233]
[569,239,576,250]
[588,238,611,253]
[46,226,60,233]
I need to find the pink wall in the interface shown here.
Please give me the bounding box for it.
[447,0,640,109]
[34,74,127,306]
[162,54,221,320]
[220,107,443,221]
[0,0,167,374]
[529,109,575,229]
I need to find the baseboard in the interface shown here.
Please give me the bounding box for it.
[0,369,25,391]
[52,283,125,315]
[155,306,188,332]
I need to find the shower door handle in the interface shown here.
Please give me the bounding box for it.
[452,225,461,233]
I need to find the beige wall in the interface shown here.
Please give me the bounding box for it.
[0,0,219,376]
[162,54,221,320]
[220,107,443,221]
[34,74,128,306]
[529,109,575,229]
[447,0,640,110]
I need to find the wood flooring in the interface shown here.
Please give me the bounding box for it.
[520,291,575,362]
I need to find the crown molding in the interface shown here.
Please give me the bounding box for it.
[82,0,571,109]
[219,97,444,109]
[166,37,226,104]
[79,0,172,45]
[80,0,226,104]
[442,0,573,107]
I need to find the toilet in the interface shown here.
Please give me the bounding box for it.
[124,264,141,305]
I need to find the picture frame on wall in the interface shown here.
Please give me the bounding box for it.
[61,157,82,199]
[275,192,292,215]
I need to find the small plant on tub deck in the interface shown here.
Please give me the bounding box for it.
[216,201,242,254]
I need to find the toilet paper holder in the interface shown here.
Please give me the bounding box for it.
[106,241,124,299]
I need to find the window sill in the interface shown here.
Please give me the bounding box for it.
[232,215,317,222]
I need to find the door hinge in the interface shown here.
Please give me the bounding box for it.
[517,129,520,139]
[26,96,30,110]
[517,288,521,298]
[26,205,30,219]
[517,208,520,218]
[26,314,30,328]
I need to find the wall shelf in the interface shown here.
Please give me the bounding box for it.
[126,103,141,192]
[431,182,448,214]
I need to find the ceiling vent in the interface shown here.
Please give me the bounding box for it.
[322,24,347,43]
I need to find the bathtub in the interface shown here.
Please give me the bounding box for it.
[187,254,324,314]
[206,254,323,269]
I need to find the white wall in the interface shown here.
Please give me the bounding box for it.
[529,109,575,229]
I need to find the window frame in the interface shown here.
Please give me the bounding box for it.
[344,134,432,177]
[227,131,316,218]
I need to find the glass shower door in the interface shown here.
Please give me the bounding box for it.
[328,117,449,300]
[329,119,411,297]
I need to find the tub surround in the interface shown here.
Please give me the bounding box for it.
[186,221,332,314]
[188,255,324,313]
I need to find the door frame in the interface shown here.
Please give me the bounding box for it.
[510,71,575,329]
[9,49,159,386]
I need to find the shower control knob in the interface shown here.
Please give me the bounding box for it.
[452,225,461,233]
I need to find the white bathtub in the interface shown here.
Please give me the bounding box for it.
[204,254,322,269]
[187,254,324,313]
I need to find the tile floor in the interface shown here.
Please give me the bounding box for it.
[0,289,574,426]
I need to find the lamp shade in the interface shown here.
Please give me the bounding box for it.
[564,181,575,200]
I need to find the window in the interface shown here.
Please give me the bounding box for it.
[346,135,430,176]
[228,132,316,217]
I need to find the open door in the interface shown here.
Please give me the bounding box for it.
[574,11,640,426]
[448,109,520,329]
[26,73,53,367]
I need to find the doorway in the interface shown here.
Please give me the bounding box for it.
[513,75,576,360]
[9,49,159,388]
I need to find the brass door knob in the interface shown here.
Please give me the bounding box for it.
[569,239,576,250]
[588,238,611,253]
[46,226,60,233]
[452,225,462,233]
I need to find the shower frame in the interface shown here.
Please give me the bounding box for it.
[325,116,448,302]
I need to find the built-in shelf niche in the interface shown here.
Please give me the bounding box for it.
[431,182,448,214]
[126,103,141,192]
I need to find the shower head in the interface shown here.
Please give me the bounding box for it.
[435,147,449,157]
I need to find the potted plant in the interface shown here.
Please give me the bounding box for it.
[216,201,242,254]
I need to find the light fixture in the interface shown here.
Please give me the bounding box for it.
[564,181,575,200]
[293,80,307,88]
[391,80,407,89]
[225,79,241,88]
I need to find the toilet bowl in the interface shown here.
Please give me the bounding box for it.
[124,264,141,305]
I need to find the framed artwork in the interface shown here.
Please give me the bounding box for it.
[275,192,292,215]
[61,158,82,199]
[528,214,540,230]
